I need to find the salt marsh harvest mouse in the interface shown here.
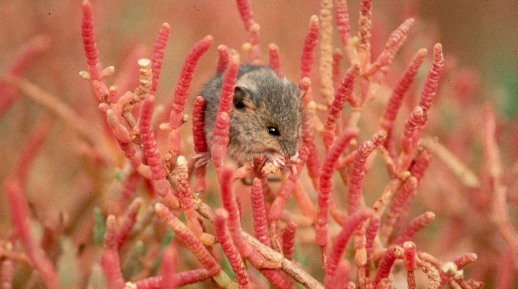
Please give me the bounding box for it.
[201,64,302,167]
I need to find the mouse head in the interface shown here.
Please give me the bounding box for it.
[227,66,302,164]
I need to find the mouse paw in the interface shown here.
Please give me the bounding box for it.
[192,152,211,168]
[269,153,286,167]
[289,152,300,163]
[261,153,287,175]
[261,162,279,176]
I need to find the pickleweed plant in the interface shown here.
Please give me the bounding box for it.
[1,1,516,288]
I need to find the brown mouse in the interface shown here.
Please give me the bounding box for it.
[200,64,302,168]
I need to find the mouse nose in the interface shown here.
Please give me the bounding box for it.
[283,143,299,159]
[289,152,300,162]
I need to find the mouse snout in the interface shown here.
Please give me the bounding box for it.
[282,140,299,159]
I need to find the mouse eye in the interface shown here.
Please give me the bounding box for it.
[234,100,246,110]
[267,126,280,136]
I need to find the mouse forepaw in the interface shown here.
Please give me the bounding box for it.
[289,152,300,163]
[269,153,286,167]
[261,153,289,175]
[193,152,211,168]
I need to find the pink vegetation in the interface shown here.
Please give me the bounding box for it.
[3,0,507,288]
[300,15,320,79]
[211,57,239,168]
[168,35,213,158]
[4,121,58,289]
[0,35,49,116]
[150,23,171,96]
[316,127,359,247]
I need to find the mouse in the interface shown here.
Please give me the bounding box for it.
[199,64,302,169]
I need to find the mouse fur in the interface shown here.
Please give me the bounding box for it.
[200,64,302,165]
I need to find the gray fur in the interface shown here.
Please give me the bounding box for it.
[200,64,302,164]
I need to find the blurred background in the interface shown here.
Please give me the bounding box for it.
[2,0,517,107]
[2,0,516,216]
[0,0,517,287]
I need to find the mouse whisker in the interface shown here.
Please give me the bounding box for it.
[192,152,211,168]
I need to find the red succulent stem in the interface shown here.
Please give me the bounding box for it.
[282,221,297,261]
[211,112,231,169]
[334,0,351,47]
[482,105,518,255]
[216,45,230,73]
[140,95,166,180]
[234,0,261,63]
[155,203,221,275]
[104,107,142,169]
[412,45,444,159]
[160,247,179,289]
[1,256,14,289]
[374,244,398,286]
[300,15,320,79]
[358,0,372,68]
[217,56,240,117]
[353,225,367,270]
[150,23,171,96]
[394,212,436,245]
[135,269,214,289]
[483,104,502,180]
[324,209,372,287]
[418,43,444,113]
[4,120,58,289]
[101,216,125,289]
[379,48,427,153]
[348,131,386,214]
[292,178,318,220]
[316,127,359,247]
[380,177,417,243]
[409,149,432,181]
[332,49,343,91]
[268,43,282,77]
[269,152,308,222]
[169,35,213,128]
[168,35,213,157]
[398,106,425,172]
[219,168,254,259]
[235,0,255,31]
[323,64,360,149]
[365,18,415,77]
[81,0,102,81]
[192,96,207,192]
[2,35,50,77]
[115,198,143,250]
[0,35,49,117]
[121,169,141,200]
[302,101,321,190]
[218,167,268,268]
[453,253,478,270]
[175,156,204,236]
[248,23,262,63]
[404,242,417,289]
[113,47,147,98]
[212,57,239,168]
[260,269,292,289]
[299,77,312,106]
[365,215,380,263]
[326,263,353,289]
[214,209,250,289]
[403,241,417,271]
[192,96,207,154]
[250,178,271,246]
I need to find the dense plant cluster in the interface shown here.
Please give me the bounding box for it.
[1,0,516,288]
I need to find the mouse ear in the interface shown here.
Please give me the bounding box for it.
[233,86,255,110]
